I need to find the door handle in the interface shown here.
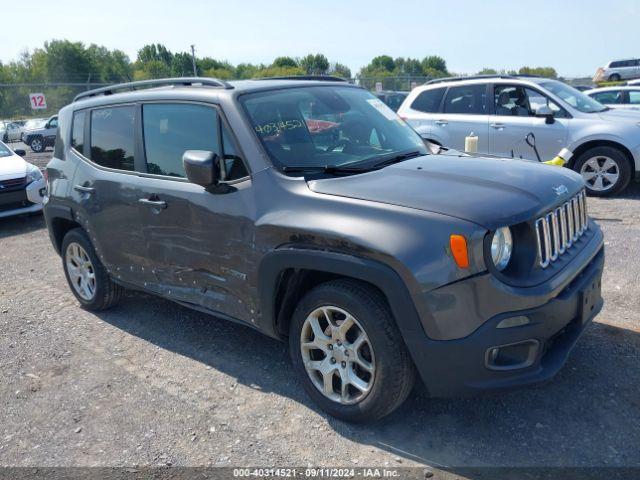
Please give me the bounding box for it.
[490,123,505,130]
[138,198,167,209]
[74,185,95,194]
[435,120,448,126]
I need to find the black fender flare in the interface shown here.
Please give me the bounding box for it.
[43,203,75,254]
[257,248,429,350]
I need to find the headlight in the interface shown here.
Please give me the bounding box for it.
[490,227,513,271]
[25,165,43,184]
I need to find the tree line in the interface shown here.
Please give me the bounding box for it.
[0,39,558,117]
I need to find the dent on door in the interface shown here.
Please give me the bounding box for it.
[138,179,259,323]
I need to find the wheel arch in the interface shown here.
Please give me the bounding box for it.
[257,249,426,347]
[44,204,81,255]
[569,139,635,171]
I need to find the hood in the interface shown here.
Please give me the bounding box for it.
[307,155,585,230]
[0,154,28,181]
[597,108,640,123]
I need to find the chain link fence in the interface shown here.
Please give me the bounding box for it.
[0,82,112,120]
[0,75,596,120]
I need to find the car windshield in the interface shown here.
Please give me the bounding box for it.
[240,86,427,171]
[0,142,13,158]
[540,81,608,113]
[24,119,46,129]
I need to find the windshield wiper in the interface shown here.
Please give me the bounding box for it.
[281,150,425,175]
[281,164,370,174]
[365,150,423,169]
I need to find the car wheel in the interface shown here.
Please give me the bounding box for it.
[289,279,415,422]
[608,73,621,82]
[2,133,7,142]
[29,137,44,153]
[61,228,123,310]
[574,146,631,197]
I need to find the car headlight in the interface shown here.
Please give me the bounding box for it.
[490,227,513,271]
[25,165,43,184]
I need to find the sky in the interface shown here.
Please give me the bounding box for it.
[1,0,639,78]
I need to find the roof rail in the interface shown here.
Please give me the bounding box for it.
[425,74,543,85]
[426,75,516,85]
[253,75,348,82]
[73,77,233,102]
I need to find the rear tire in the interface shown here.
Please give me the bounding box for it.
[61,228,123,310]
[289,279,415,422]
[574,146,631,197]
[609,73,621,82]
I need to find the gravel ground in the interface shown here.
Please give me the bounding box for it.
[0,148,639,473]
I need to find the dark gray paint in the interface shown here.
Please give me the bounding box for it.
[44,79,604,396]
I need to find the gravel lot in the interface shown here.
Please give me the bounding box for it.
[1,146,639,473]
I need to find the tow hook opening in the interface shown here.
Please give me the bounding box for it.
[485,339,539,371]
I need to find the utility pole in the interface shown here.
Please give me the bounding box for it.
[190,45,197,77]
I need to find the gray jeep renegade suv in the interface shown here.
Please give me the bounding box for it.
[44,77,604,422]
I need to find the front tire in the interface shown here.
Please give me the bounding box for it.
[289,279,415,422]
[574,146,631,197]
[61,228,123,310]
[29,136,44,153]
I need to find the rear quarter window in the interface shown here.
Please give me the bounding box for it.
[71,111,86,154]
[89,106,136,171]
[411,88,445,113]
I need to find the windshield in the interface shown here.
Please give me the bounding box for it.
[24,119,46,129]
[0,142,13,158]
[540,81,607,113]
[240,86,427,170]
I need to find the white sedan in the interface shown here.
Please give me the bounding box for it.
[585,86,640,110]
[0,141,46,218]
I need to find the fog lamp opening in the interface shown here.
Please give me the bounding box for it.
[485,339,539,371]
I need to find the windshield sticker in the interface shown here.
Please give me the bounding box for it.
[255,119,304,135]
[366,98,398,121]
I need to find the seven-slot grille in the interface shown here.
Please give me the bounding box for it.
[535,190,588,268]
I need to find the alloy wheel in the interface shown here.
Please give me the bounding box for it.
[65,242,97,301]
[300,306,375,405]
[31,138,43,152]
[580,156,620,192]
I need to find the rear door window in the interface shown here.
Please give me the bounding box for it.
[411,88,445,113]
[443,85,488,114]
[89,106,136,171]
[627,91,640,104]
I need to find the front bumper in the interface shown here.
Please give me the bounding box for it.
[0,178,45,219]
[408,226,604,397]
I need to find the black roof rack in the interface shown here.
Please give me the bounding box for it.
[425,74,542,85]
[253,75,348,82]
[73,77,233,102]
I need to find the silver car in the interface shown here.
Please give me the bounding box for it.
[593,59,640,82]
[0,121,23,143]
[398,75,640,196]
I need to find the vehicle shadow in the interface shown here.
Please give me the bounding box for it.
[0,213,45,240]
[614,180,640,200]
[94,292,640,470]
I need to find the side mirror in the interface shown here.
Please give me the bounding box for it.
[14,149,26,157]
[182,150,220,187]
[535,105,555,124]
